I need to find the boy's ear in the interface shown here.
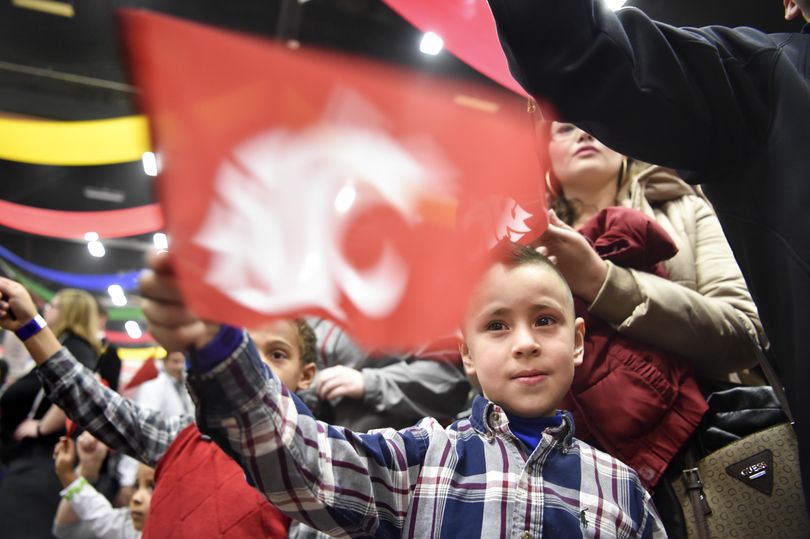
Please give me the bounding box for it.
[572,317,585,367]
[457,333,476,376]
[296,362,317,391]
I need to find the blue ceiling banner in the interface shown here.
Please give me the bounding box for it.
[0,244,141,292]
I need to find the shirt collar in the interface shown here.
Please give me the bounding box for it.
[469,394,576,448]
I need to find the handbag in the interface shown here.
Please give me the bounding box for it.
[671,350,810,538]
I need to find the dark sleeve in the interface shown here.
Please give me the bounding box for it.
[487,0,776,176]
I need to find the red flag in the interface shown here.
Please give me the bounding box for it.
[121,10,547,349]
[122,357,159,392]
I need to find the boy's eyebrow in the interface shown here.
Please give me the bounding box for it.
[480,301,565,319]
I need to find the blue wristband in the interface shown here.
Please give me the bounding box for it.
[15,314,47,341]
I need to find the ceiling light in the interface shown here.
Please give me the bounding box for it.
[142,152,159,176]
[153,232,169,250]
[87,240,105,258]
[419,32,444,56]
[84,231,99,242]
[604,0,628,10]
[107,284,127,307]
[125,320,143,339]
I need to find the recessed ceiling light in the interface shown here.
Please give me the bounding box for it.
[125,320,143,339]
[420,32,444,56]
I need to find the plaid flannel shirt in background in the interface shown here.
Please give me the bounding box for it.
[189,331,666,538]
[38,348,193,467]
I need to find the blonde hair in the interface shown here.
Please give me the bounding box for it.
[49,289,102,354]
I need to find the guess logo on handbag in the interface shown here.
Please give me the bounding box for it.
[726,449,773,495]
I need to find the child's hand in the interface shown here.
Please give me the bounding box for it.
[535,210,608,303]
[0,277,38,331]
[76,431,108,481]
[53,436,78,487]
[316,365,365,401]
[140,250,221,352]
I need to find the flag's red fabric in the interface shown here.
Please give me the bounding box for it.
[382,0,525,96]
[121,10,546,349]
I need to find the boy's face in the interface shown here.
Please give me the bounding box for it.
[459,262,584,418]
[250,320,315,392]
[129,464,155,531]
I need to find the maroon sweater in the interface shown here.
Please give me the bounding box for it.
[560,207,708,488]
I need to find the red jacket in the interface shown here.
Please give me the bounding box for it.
[560,207,708,488]
[145,424,290,538]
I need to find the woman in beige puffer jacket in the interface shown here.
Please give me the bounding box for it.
[542,122,765,377]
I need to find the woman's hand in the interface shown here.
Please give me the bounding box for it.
[535,210,608,303]
[0,277,39,331]
[140,250,220,352]
[316,365,365,401]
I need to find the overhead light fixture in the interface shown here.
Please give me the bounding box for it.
[85,232,105,257]
[124,320,143,340]
[87,241,105,257]
[153,232,169,250]
[142,152,159,176]
[419,32,444,56]
[107,284,127,307]
[604,0,628,10]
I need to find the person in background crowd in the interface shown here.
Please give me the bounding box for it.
[306,318,470,431]
[52,431,152,539]
[0,287,102,538]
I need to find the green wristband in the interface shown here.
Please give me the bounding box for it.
[63,477,88,501]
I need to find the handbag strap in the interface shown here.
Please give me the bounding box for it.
[682,444,712,539]
[754,347,794,424]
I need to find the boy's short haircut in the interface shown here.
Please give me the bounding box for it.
[293,319,317,366]
[492,241,574,314]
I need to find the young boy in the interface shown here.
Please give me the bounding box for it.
[136,246,665,538]
[0,277,316,538]
[53,431,153,539]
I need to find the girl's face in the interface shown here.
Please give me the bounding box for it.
[547,122,625,193]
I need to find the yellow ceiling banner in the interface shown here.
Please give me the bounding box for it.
[118,346,167,362]
[0,115,151,165]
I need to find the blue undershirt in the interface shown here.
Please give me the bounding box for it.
[504,411,563,452]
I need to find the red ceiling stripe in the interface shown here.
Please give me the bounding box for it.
[0,199,164,239]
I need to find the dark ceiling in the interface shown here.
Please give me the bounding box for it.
[0,0,802,322]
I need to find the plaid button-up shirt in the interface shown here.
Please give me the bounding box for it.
[189,331,666,538]
[38,347,192,467]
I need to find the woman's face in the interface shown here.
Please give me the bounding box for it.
[43,298,61,325]
[547,122,624,192]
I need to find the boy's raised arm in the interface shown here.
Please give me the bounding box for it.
[0,276,190,467]
[140,252,435,537]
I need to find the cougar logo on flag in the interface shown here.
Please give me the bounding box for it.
[493,199,534,245]
[194,125,453,321]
